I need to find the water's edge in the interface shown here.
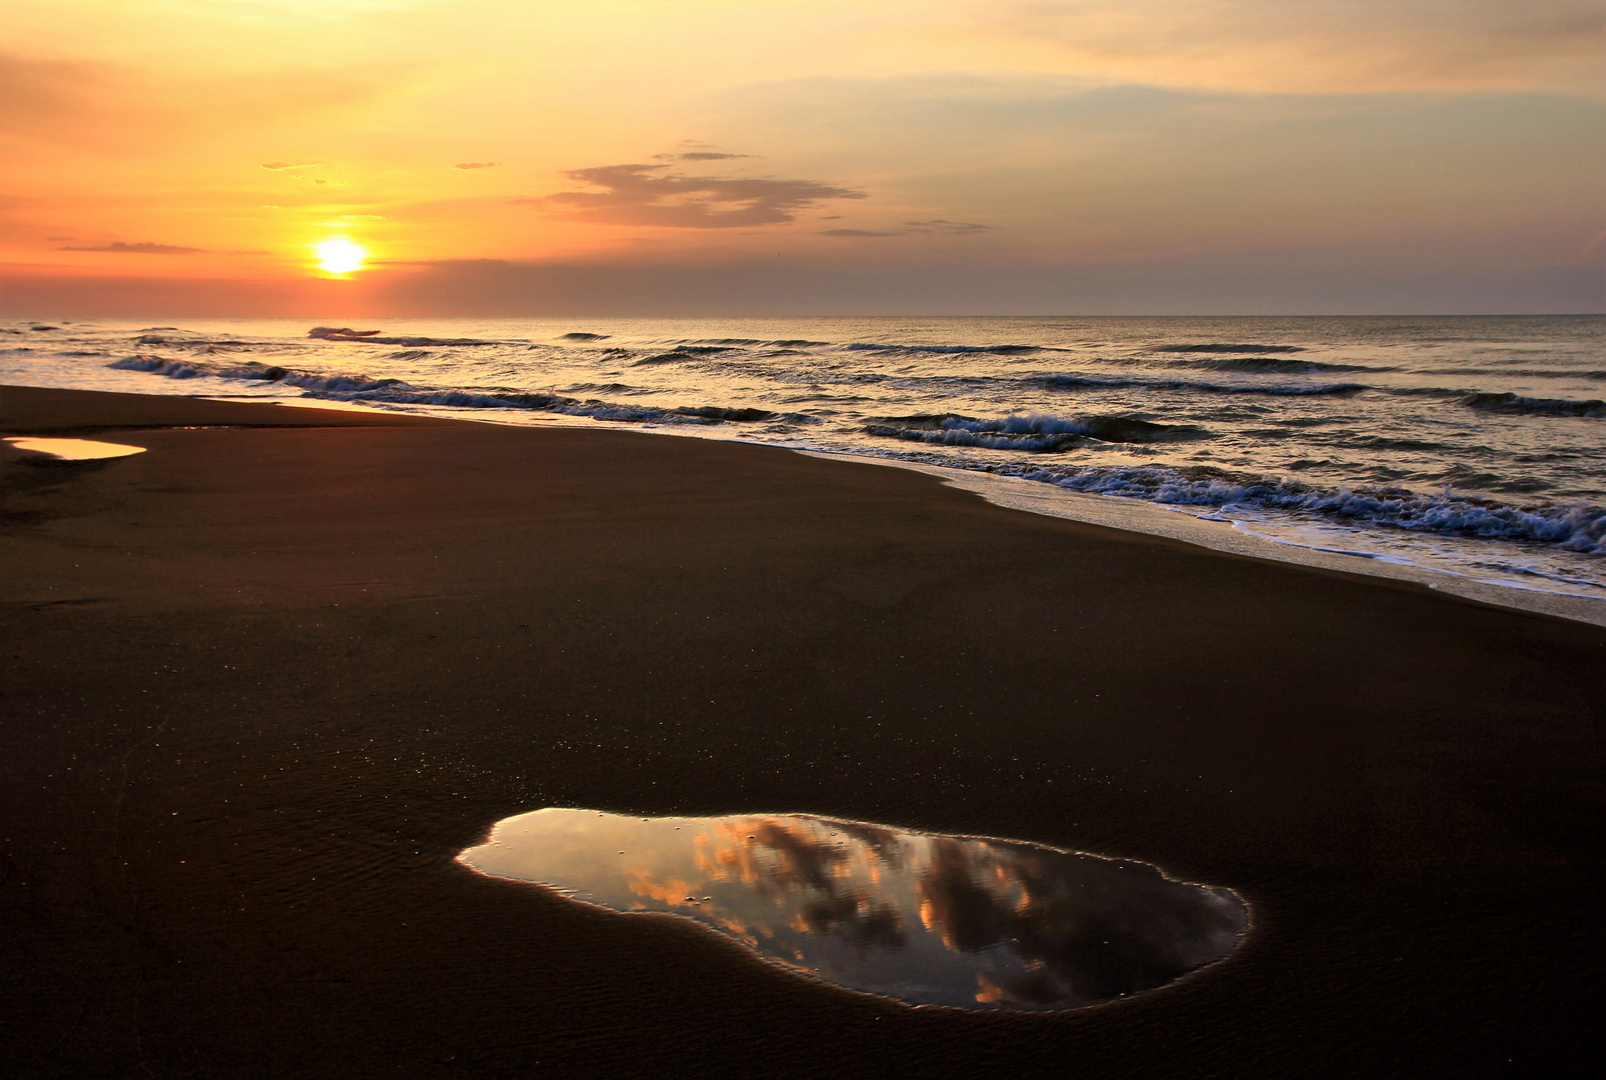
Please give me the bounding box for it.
[799,450,1606,629]
[17,383,1603,629]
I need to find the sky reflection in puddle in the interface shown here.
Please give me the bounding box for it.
[458,809,1249,1010]
[4,436,146,460]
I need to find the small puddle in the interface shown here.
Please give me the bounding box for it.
[458,809,1249,1010]
[4,436,147,460]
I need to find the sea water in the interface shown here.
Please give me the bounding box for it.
[4,315,1602,600]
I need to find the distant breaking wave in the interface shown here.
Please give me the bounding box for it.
[1183,356,1375,374]
[1153,343,1305,354]
[866,412,1201,451]
[1463,392,1606,418]
[678,337,831,348]
[307,326,500,347]
[845,342,1045,355]
[106,355,813,427]
[1041,373,1366,397]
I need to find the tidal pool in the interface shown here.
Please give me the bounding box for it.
[457,809,1249,1010]
[3,436,146,460]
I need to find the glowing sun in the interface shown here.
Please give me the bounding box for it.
[316,239,367,275]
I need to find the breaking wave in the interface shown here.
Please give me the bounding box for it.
[677,338,830,348]
[1153,343,1305,354]
[1186,356,1374,374]
[846,342,1043,355]
[105,355,805,427]
[1011,465,1606,555]
[1463,392,1606,418]
[866,413,1200,451]
[1042,373,1366,397]
[308,326,499,347]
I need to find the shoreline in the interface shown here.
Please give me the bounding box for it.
[3,384,1602,1076]
[6,313,1603,609]
[806,453,1606,629]
[10,379,1601,628]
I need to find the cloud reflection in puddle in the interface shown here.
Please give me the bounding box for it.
[458,809,1249,1010]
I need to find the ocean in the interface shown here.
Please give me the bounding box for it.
[5,314,1603,602]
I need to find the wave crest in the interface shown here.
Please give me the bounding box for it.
[866,412,1200,451]
[1464,392,1605,418]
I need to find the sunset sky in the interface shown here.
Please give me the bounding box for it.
[2,0,1602,315]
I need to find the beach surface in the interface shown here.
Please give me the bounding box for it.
[2,384,1602,1077]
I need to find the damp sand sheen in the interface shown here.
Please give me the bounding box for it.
[457,809,1249,1010]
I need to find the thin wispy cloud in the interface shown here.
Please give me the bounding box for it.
[453,162,498,169]
[1579,228,1606,268]
[55,241,268,255]
[261,161,321,170]
[58,240,208,254]
[821,220,993,238]
[529,163,865,229]
[989,0,1606,91]
[0,52,101,140]
[905,220,994,234]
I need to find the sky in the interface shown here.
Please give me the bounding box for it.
[1,0,1602,315]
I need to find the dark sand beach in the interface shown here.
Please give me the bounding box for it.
[2,384,1602,1077]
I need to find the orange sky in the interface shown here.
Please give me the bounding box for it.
[2,1,1603,314]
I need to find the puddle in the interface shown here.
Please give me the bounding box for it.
[457,809,1249,1010]
[4,436,147,460]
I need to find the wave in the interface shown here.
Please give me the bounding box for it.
[1187,356,1373,374]
[1153,343,1305,354]
[1436,366,1606,381]
[308,326,498,347]
[559,332,610,340]
[105,355,799,427]
[674,405,781,422]
[678,338,831,348]
[866,412,1200,451]
[1042,373,1365,397]
[109,355,211,379]
[845,342,1043,355]
[1463,392,1606,418]
[134,334,258,349]
[633,351,701,366]
[1012,465,1605,555]
[109,355,404,393]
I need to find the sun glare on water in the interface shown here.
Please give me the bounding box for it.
[316,239,367,276]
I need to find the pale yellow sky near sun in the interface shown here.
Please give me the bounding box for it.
[1,0,1602,306]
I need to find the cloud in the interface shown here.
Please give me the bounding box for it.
[819,220,993,238]
[453,161,498,169]
[0,52,107,140]
[678,152,753,161]
[528,162,866,229]
[1580,228,1606,268]
[262,161,322,170]
[905,220,994,234]
[983,0,1606,92]
[58,241,208,254]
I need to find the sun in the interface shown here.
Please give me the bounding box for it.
[315,239,367,276]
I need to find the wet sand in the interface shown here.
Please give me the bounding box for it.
[2,384,1602,1077]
